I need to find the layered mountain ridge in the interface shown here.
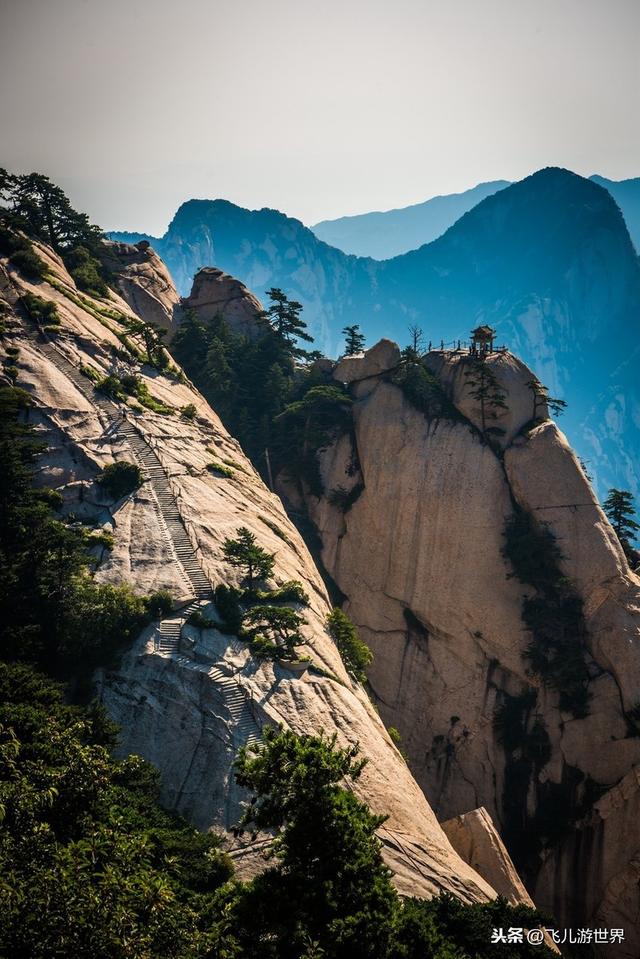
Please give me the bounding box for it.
[111,168,640,496]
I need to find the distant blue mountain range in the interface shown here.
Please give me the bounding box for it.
[311,174,640,259]
[110,168,640,495]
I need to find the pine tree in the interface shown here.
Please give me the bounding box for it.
[222,527,275,592]
[464,358,508,436]
[342,324,365,356]
[526,377,567,421]
[264,287,314,357]
[0,170,103,254]
[603,489,640,564]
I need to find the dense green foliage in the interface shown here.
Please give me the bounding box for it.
[0,168,110,295]
[0,662,235,959]
[503,508,590,717]
[98,460,144,500]
[230,727,555,959]
[171,291,351,489]
[21,292,59,325]
[241,605,307,660]
[327,607,373,683]
[0,686,554,959]
[274,384,353,495]
[603,487,639,566]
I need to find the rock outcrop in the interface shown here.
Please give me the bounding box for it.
[101,239,180,330]
[0,243,502,906]
[441,807,534,907]
[297,341,640,947]
[181,266,265,338]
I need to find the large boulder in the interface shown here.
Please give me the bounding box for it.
[442,806,534,906]
[333,338,401,383]
[101,240,180,330]
[182,267,264,338]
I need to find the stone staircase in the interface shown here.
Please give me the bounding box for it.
[33,328,262,746]
[36,333,210,607]
[175,656,261,746]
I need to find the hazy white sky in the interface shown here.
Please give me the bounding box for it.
[1,0,638,235]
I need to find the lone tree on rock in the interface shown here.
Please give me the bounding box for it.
[222,527,275,592]
[263,288,314,358]
[526,377,567,421]
[603,489,640,565]
[342,324,365,356]
[464,358,508,436]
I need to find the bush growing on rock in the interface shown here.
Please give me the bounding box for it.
[21,292,59,324]
[97,460,143,499]
[145,590,173,618]
[242,605,306,660]
[327,607,373,683]
[64,244,108,296]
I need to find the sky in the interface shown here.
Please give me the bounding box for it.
[1,0,638,235]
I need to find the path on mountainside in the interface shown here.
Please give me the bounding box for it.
[31,327,260,746]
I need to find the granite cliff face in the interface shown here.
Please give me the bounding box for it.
[0,240,511,906]
[291,340,640,948]
[100,239,180,330]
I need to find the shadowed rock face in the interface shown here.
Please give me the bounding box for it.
[182,266,265,338]
[296,339,640,947]
[0,242,500,906]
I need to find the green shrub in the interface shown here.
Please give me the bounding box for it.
[96,373,125,399]
[327,607,373,683]
[503,508,590,718]
[187,609,216,629]
[80,364,100,382]
[5,346,19,358]
[213,584,243,635]
[387,726,402,746]
[35,487,63,509]
[3,364,18,383]
[180,402,197,420]
[144,590,173,618]
[120,375,173,415]
[97,460,143,499]
[208,460,234,478]
[64,245,108,296]
[259,516,290,542]
[0,225,26,256]
[88,529,114,551]
[21,292,59,324]
[391,358,463,423]
[8,248,47,279]
[242,605,307,660]
[254,579,309,605]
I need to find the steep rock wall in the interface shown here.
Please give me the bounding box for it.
[298,343,640,941]
[0,244,496,904]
